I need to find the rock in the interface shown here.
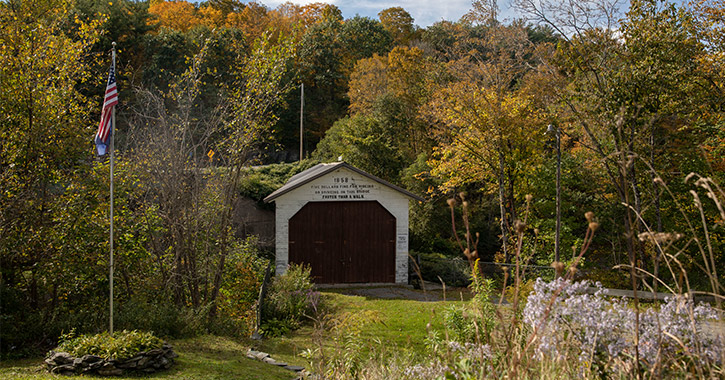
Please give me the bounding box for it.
[254,351,270,360]
[125,354,145,362]
[284,365,305,372]
[272,361,288,367]
[165,350,178,359]
[45,344,176,376]
[50,364,76,374]
[116,359,139,369]
[97,363,123,376]
[47,352,73,365]
[146,348,164,356]
[73,357,86,368]
[80,354,103,364]
[137,356,151,368]
[88,360,105,370]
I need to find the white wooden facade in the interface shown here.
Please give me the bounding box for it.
[264,162,422,284]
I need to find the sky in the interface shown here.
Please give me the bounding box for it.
[261,0,521,27]
[257,0,693,29]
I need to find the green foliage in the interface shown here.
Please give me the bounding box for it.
[217,236,270,336]
[313,115,405,183]
[261,264,323,336]
[415,251,471,287]
[295,14,393,147]
[238,160,320,202]
[378,7,416,46]
[55,330,163,361]
[470,261,496,336]
[442,306,476,342]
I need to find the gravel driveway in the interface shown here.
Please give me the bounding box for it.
[333,284,446,302]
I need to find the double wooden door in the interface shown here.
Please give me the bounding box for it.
[288,201,396,284]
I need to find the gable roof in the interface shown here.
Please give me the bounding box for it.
[263,162,424,203]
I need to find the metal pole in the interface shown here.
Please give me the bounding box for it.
[109,42,116,335]
[299,83,304,161]
[555,126,561,264]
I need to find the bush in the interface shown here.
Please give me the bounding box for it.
[218,236,269,337]
[414,251,471,287]
[55,330,163,361]
[261,264,324,336]
[238,160,320,204]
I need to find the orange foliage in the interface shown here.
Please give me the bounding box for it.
[226,2,269,42]
[148,0,202,32]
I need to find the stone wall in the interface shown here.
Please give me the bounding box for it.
[45,343,177,376]
[233,197,275,250]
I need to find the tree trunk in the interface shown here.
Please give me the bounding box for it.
[498,150,509,263]
[651,122,662,293]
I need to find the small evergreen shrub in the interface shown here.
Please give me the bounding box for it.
[55,330,163,361]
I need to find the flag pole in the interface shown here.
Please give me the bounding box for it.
[109,42,116,335]
[299,82,304,161]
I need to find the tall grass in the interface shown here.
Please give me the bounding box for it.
[301,173,724,379]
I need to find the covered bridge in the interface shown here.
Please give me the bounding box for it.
[264,162,423,284]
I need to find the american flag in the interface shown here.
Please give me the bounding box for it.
[95,63,118,156]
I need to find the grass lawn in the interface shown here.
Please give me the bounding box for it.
[253,289,467,366]
[0,335,296,380]
[0,287,467,379]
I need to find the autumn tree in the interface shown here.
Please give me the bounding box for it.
[378,7,416,46]
[348,46,446,159]
[517,0,725,292]
[292,13,392,149]
[0,0,103,350]
[424,7,547,263]
[149,0,202,32]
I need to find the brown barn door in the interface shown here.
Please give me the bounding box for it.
[288,201,396,284]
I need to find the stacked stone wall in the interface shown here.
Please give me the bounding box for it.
[45,343,177,376]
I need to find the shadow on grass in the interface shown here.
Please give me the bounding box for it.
[0,335,296,380]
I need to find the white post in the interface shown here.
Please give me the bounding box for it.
[299,83,304,161]
[109,42,116,335]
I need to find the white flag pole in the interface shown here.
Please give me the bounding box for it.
[299,82,304,161]
[109,42,116,335]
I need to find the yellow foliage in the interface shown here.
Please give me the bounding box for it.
[148,0,201,32]
[427,82,545,193]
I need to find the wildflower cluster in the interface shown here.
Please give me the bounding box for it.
[446,340,493,361]
[523,278,723,371]
[402,362,450,379]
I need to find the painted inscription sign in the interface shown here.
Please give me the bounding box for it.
[309,175,377,201]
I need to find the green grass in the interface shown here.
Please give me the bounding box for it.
[253,289,467,366]
[0,335,296,380]
[0,287,468,379]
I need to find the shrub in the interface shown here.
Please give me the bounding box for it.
[218,236,269,337]
[442,305,476,342]
[55,330,163,361]
[415,251,471,287]
[261,264,324,336]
